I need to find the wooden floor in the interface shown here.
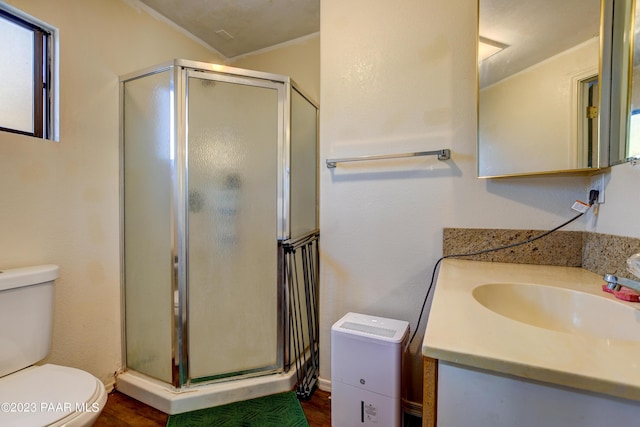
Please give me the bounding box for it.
[94,388,331,427]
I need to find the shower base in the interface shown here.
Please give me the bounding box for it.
[116,368,298,414]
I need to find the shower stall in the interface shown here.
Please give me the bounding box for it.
[117,60,319,414]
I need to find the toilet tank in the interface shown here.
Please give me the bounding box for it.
[0,265,58,378]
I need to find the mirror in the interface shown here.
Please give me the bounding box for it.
[619,0,640,163]
[478,0,605,178]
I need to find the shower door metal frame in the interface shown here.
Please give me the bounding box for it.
[120,59,319,390]
[173,61,291,388]
[120,63,179,387]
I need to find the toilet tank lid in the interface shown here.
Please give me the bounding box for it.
[0,264,59,292]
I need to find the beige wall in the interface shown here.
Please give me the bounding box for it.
[0,0,320,390]
[319,0,640,405]
[0,0,222,388]
[318,0,603,404]
[230,34,320,104]
[587,163,640,237]
[3,0,639,410]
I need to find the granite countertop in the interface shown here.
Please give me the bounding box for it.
[422,259,640,402]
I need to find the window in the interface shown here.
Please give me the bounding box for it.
[0,3,57,140]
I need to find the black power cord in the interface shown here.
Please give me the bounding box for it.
[408,191,598,345]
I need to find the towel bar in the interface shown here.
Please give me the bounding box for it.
[326,149,450,168]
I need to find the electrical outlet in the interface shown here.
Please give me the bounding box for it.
[589,173,605,204]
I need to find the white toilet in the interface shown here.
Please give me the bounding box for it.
[0,265,107,426]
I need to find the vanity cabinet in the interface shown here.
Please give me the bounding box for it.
[422,260,640,427]
[423,358,639,427]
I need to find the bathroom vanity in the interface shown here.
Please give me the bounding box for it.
[422,259,640,427]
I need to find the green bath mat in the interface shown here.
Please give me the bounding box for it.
[166,391,309,427]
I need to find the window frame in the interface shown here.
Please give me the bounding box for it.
[0,3,58,141]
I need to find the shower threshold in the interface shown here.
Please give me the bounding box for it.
[116,368,298,414]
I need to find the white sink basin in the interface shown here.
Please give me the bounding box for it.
[472,283,640,342]
[424,260,640,402]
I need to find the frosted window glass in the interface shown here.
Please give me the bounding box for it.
[187,76,280,380]
[122,70,173,383]
[0,16,34,133]
[290,89,318,238]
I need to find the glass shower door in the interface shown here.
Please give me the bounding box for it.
[122,69,174,384]
[185,70,283,382]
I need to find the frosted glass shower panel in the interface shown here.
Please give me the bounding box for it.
[290,88,318,238]
[122,70,174,383]
[187,73,280,380]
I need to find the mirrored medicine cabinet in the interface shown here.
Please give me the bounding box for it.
[477,0,637,178]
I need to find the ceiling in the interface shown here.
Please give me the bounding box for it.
[138,0,320,59]
[480,0,601,87]
[136,0,598,81]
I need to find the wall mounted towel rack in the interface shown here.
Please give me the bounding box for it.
[326,149,450,168]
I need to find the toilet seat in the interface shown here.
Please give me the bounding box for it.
[0,364,107,426]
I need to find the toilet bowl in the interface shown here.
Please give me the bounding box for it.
[0,265,106,426]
